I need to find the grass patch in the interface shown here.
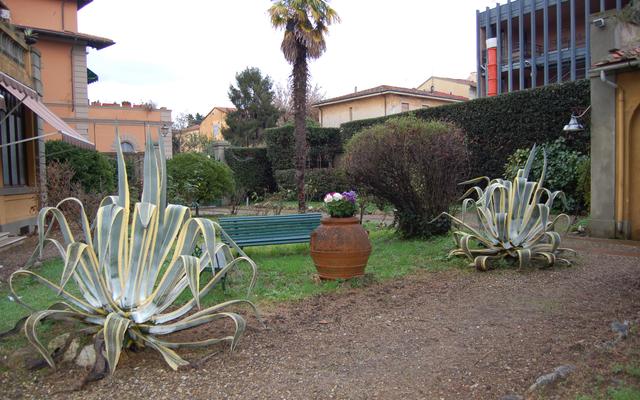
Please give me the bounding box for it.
[0,224,464,351]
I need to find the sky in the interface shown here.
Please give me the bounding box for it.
[79,0,499,118]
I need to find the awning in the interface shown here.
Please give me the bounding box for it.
[87,68,99,84]
[0,72,94,149]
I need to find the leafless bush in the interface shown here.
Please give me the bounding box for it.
[343,116,468,238]
[46,161,107,224]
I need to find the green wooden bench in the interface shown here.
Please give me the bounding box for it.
[218,213,322,248]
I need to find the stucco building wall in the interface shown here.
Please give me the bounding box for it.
[318,94,456,128]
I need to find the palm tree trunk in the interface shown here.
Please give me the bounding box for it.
[293,44,308,213]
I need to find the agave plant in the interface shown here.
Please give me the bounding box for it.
[9,134,259,373]
[441,145,574,270]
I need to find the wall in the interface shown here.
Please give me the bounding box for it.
[4,0,79,32]
[617,71,640,240]
[87,103,172,157]
[417,78,472,98]
[318,94,456,128]
[199,108,230,141]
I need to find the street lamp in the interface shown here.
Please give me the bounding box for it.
[563,105,591,133]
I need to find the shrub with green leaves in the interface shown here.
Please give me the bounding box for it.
[343,116,468,238]
[504,137,589,213]
[9,135,259,374]
[442,145,574,270]
[45,140,116,194]
[167,152,235,212]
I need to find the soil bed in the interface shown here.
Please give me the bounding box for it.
[2,237,640,399]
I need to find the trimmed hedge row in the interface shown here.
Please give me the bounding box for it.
[274,168,350,201]
[264,125,342,170]
[224,147,276,196]
[340,80,590,179]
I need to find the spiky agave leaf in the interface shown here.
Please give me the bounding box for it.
[439,145,574,270]
[8,131,261,373]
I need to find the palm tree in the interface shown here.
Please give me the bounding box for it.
[269,0,339,213]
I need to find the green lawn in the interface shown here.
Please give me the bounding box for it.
[0,225,465,335]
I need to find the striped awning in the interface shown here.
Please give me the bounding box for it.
[0,72,94,149]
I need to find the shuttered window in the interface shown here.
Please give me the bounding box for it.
[0,87,28,187]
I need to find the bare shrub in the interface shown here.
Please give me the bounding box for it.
[46,161,107,223]
[343,116,468,238]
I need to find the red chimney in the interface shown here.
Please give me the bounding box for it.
[486,38,498,97]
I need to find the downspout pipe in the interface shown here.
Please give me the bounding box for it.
[600,70,625,237]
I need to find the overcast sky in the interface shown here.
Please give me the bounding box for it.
[79,0,498,118]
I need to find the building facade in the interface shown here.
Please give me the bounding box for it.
[476,0,632,97]
[199,107,235,141]
[87,101,172,156]
[416,76,477,99]
[0,11,92,235]
[314,85,467,128]
[4,0,172,157]
[588,13,640,240]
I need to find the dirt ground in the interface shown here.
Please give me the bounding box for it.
[2,236,640,399]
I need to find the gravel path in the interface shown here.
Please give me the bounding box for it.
[2,236,640,399]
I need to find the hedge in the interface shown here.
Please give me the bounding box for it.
[264,125,342,170]
[224,147,276,196]
[340,80,590,179]
[274,168,350,201]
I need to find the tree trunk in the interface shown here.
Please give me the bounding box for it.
[293,45,308,213]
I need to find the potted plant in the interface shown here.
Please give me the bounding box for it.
[23,29,38,45]
[310,191,372,279]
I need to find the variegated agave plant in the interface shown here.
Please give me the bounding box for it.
[9,134,259,373]
[441,145,574,270]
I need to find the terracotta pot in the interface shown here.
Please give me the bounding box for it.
[310,217,372,280]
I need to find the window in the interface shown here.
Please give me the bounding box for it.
[401,103,410,112]
[349,107,353,122]
[213,124,220,136]
[1,87,28,187]
[121,141,135,153]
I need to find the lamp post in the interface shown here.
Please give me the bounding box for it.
[563,105,591,132]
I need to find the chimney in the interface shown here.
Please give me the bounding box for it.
[354,86,357,93]
[486,38,498,97]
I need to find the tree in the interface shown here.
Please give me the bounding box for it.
[269,0,339,213]
[223,67,281,147]
[166,153,235,216]
[274,81,325,126]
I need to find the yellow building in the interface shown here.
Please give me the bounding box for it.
[0,13,92,237]
[200,107,235,141]
[174,107,235,153]
[416,76,477,99]
[313,85,467,128]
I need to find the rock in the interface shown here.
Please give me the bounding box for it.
[75,344,96,368]
[611,320,630,339]
[6,347,39,370]
[47,333,81,363]
[501,395,523,400]
[527,365,576,392]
